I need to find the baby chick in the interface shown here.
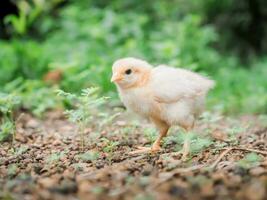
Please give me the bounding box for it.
[111,57,215,159]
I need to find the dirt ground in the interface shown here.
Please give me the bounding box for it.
[0,110,267,200]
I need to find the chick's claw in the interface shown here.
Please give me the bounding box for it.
[128,146,161,155]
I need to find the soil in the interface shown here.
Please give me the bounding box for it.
[0,111,266,200]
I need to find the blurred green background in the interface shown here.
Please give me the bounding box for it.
[0,0,267,116]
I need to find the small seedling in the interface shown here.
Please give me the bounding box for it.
[75,150,99,162]
[0,92,20,142]
[0,120,15,142]
[144,127,158,144]
[238,153,262,169]
[57,87,108,150]
[98,112,121,129]
[9,145,28,156]
[7,164,18,177]
[120,127,132,136]
[101,138,120,153]
[164,130,212,155]
[46,151,66,164]
[226,125,247,145]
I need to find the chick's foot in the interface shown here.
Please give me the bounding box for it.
[128,146,161,155]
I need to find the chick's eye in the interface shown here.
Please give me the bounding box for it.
[125,69,132,75]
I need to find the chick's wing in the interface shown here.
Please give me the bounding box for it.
[150,65,214,104]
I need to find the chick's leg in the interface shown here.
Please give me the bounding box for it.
[129,123,169,155]
[151,126,169,151]
[182,135,190,161]
[181,122,195,161]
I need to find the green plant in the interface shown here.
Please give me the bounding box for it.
[101,138,120,153]
[0,120,16,142]
[58,87,108,150]
[0,93,20,142]
[75,150,99,162]
[226,126,246,142]
[0,0,266,115]
[4,79,62,117]
[98,112,121,128]
[4,0,63,36]
[238,153,262,169]
[164,130,212,155]
[0,93,20,117]
[7,164,18,177]
[11,146,29,156]
[144,127,158,144]
[46,151,66,164]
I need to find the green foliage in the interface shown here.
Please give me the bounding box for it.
[0,93,20,116]
[46,151,66,164]
[164,130,212,155]
[4,0,63,36]
[75,150,99,162]
[0,40,50,84]
[7,164,18,177]
[0,93,20,142]
[0,0,266,115]
[101,138,120,153]
[58,87,107,124]
[238,153,262,169]
[11,146,29,156]
[4,79,62,117]
[210,60,267,114]
[58,87,107,149]
[0,120,15,142]
[143,127,158,144]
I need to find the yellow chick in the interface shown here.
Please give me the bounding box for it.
[111,57,215,159]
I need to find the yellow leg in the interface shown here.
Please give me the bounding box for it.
[151,126,168,151]
[129,122,169,155]
[181,122,195,161]
[181,137,190,161]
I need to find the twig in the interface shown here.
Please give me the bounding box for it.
[231,147,267,156]
[210,148,233,169]
[171,164,207,173]
[210,146,267,170]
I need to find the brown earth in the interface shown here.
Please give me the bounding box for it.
[0,111,266,200]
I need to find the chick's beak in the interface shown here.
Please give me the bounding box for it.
[111,73,123,82]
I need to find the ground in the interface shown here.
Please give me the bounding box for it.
[0,110,267,200]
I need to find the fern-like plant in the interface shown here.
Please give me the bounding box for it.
[57,87,107,150]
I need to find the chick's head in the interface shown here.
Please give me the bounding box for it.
[111,57,152,88]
